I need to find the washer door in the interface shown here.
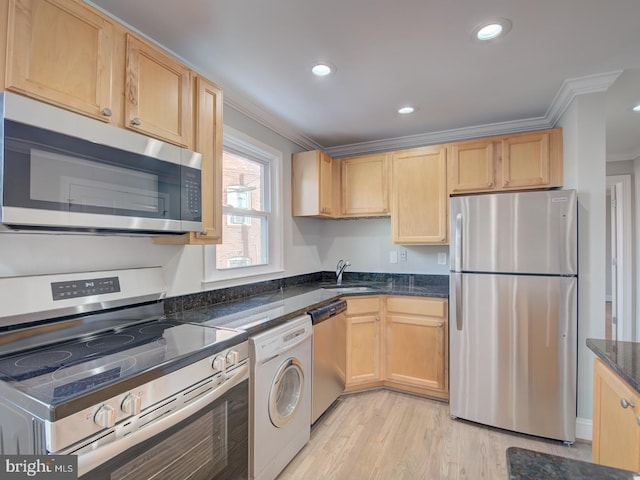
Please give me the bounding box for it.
[269,357,304,428]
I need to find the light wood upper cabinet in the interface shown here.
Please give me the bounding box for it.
[391,145,448,244]
[345,296,383,390]
[340,153,390,217]
[125,34,192,147]
[385,296,448,399]
[292,150,337,217]
[448,128,563,195]
[592,358,640,471]
[5,0,116,122]
[448,139,495,193]
[156,76,223,245]
[501,129,559,189]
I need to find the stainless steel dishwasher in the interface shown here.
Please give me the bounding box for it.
[308,299,347,424]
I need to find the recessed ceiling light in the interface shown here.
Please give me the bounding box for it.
[633,104,640,112]
[312,63,334,76]
[472,18,512,42]
[398,106,415,114]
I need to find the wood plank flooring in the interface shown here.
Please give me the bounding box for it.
[278,389,591,480]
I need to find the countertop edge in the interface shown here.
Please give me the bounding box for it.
[586,338,640,394]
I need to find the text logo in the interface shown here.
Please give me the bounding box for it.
[1,456,77,479]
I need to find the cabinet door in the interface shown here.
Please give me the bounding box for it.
[391,146,448,244]
[500,130,552,189]
[448,139,495,194]
[341,153,389,216]
[319,151,334,215]
[153,77,223,245]
[6,0,115,122]
[345,296,382,389]
[592,358,640,471]
[385,297,448,397]
[192,77,223,242]
[292,150,334,217]
[125,34,191,147]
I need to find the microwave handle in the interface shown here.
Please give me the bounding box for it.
[76,363,248,477]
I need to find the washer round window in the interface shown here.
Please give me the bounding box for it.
[269,358,304,428]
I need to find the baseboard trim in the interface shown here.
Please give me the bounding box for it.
[576,417,592,442]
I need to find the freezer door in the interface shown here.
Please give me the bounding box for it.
[450,190,577,275]
[449,273,577,442]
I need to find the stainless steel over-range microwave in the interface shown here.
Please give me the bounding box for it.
[0,92,202,234]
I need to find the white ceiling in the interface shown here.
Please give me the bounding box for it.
[89,0,640,160]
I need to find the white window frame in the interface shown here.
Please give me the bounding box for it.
[204,126,283,285]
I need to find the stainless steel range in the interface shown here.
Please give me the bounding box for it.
[0,267,249,479]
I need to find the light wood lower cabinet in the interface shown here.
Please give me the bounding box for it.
[592,358,640,471]
[345,296,383,389]
[385,296,448,399]
[344,295,449,400]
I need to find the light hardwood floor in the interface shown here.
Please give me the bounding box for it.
[278,390,591,480]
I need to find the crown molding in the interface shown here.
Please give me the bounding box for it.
[223,94,323,152]
[545,70,622,126]
[328,70,624,157]
[326,116,552,158]
[608,146,640,163]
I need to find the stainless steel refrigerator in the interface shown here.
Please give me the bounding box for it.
[449,189,577,443]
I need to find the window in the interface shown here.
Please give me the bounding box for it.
[204,126,283,283]
[226,185,253,226]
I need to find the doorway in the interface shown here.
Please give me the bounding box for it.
[605,175,633,341]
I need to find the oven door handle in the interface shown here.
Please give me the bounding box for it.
[77,362,249,478]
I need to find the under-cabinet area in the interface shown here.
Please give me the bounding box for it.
[291,128,563,245]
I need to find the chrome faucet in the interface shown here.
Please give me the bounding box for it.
[336,259,351,285]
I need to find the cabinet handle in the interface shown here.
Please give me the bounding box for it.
[200,230,208,236]
[621,398,636,409]
[131,117,142,126]
[101,107,112,117]
[504,180,509,186]
[375,316,380,322]
[437,322,444,328]
[440,237,445,242]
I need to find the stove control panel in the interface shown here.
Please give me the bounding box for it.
[47,341,249,454]
[51,276,121,301]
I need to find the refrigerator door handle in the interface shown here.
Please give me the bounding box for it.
[454,213,463,271]
[453,272,463,331]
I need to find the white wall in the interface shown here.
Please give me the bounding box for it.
[314,217,449,275]
[557,91,607,435]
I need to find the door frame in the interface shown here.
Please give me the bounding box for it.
[606,175,633,341]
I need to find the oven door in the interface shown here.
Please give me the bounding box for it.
[77,369,248,480]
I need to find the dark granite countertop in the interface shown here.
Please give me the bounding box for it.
[169,280,448,336]
[586,339,640,394]
[507,447,638,479]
